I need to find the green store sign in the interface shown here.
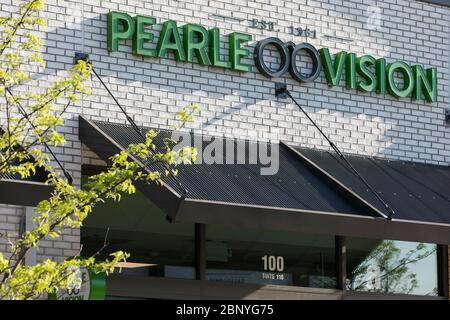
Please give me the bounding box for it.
[107,11,438,103]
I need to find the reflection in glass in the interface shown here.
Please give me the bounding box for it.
[205,224,336,288]
[346,238,438,296]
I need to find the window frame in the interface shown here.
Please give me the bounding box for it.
[335,235,448,298]
[195,225,448,298]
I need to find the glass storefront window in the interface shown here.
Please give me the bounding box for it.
[80,175,195,279]
[346,238,438,296]
[205,224,336,288]
[80,177,442,296]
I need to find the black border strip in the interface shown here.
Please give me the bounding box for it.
[177,198,450,244]
[0,179,53,207]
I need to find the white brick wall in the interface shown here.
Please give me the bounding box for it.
[1,0,449,262]
[0,204,80,263]
[0,205,23,262]
[71,0,450,163]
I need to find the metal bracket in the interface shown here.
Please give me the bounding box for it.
[445,109,450,124]
[74,52,89,65]
[275,82,287,99]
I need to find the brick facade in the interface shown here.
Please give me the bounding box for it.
[0,0,449,297]
[0,205,23,262]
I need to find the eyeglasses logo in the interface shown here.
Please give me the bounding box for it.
[254,37,322,83]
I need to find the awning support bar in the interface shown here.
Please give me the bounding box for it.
[275,83,395,220]
[5,88,73,185]
[75,53,188,197]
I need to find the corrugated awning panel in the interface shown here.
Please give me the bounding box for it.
[90,119,375,217]
[297,147,450,224]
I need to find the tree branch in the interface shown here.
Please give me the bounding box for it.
[0,0,40,57]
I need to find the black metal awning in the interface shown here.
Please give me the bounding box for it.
[0,160,53,207]
[0,126,54,206]
[79,115,450,244]
[291,146,450,225]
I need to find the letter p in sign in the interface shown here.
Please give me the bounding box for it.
[107,11,135,52]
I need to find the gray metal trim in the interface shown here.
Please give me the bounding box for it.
[0,179,53,207]
[176,198,450,244]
